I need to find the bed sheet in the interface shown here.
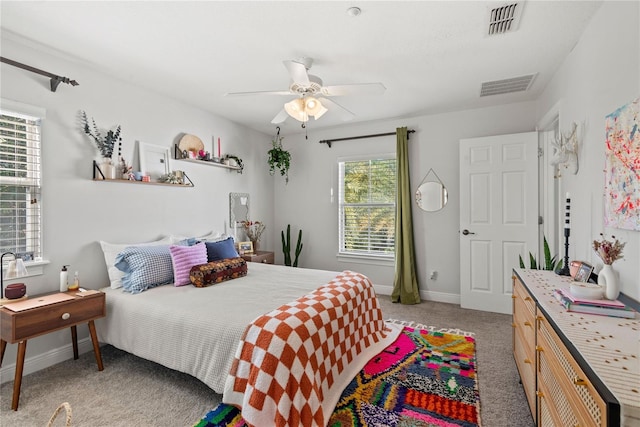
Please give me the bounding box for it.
[96,262,339,393]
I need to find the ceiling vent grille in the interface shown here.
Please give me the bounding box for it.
[487,2,523,35]
[480,74,536,97]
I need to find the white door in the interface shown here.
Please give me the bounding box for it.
[459,132,538,314]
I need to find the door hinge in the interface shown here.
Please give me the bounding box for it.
[538,147,543,157]
[539,216,543,225]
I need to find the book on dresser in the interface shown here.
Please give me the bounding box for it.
[553,288,637,318]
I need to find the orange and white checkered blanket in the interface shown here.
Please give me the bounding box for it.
[222,270,402,427]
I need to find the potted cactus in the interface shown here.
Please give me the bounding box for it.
[281,224,303,267]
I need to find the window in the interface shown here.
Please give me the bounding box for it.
[0,108,42,261]
[338,156,396,258]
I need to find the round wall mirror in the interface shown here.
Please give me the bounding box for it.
[416,169,448,212]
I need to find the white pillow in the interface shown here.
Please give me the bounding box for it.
[169,231,226,244]
[100,237,172,289]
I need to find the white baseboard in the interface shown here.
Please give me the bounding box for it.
[0,337,94,385]
[374,284,461,305]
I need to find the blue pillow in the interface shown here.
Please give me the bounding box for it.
[115,245,175,294]
[205,237,239,261]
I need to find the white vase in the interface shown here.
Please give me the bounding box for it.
[598,264,619,300]
[100,158,116,180]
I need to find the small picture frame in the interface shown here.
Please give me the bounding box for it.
[574,262,594,282]
[138,141,170,181]
[237,241,253,255]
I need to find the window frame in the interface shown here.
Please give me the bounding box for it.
[0,99,46,274]
[337,153,396,262]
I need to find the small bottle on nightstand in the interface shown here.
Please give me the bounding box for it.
[68,271,80,291]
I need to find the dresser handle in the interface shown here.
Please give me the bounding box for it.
[524,321,532,327]
[573,376,587,386]
[536,316,544,322]
[536,391,544,398]
[511,323,516,328]
[524,358,532,364]
[535,345,544,352]
[262,260,267,263]
[525,296,532,301]
[61,312,70,320]
[512,295,517,299]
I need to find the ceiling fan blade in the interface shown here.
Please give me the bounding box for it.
[319,98,355,121]
[271,109,289,124]
[225,90,292,97]
[321,82,386,97]
[283,60,310,86]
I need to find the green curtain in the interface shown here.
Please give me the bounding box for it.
[391,127,421,304]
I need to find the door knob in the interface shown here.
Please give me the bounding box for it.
[462,229,475,235]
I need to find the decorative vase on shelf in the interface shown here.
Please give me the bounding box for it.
[598,264,619,300]
[100,158,116,180]
[251,240,259,252]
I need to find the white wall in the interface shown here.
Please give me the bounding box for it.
[274,2,640,304]
[0,36,273,380]
[274,101,537,301]
[536,1,640,301]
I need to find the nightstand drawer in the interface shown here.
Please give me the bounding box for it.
[241,251,274,264]
[2,293,105,342]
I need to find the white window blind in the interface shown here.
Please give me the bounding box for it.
[0,110,42,260]
[338,156,396,258]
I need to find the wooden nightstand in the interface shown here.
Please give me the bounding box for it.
[241,250,275,264]
[0,291,106,410]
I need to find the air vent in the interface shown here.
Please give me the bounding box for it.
[487,2,523,35]
[480,74,536,97]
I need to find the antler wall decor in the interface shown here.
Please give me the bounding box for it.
[550,121,580,176]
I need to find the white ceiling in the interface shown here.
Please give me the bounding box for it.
[1,1,602,135]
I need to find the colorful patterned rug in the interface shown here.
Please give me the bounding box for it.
[194,323,481,427]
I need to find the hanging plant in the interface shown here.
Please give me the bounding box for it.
[267,128,290,183]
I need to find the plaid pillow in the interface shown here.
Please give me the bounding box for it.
[115,245,175,294]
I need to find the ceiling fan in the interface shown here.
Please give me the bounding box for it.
[225,57,386,125]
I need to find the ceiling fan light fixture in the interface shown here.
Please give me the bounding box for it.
[312,103,328,120]
[284,98,308,122]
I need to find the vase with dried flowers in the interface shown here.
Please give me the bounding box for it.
[81,111,122,179]
[593,233,625,300]
[242,220,266,251]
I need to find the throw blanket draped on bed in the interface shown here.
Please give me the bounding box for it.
[222,270,402,427]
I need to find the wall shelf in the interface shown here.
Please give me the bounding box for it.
[174,144,242,172]
[92,161,194,187]
[92,178,193,187]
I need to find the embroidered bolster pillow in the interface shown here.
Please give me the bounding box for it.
[190,257,248,287]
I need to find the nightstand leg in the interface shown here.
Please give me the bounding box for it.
[12,340,27,410]
[88,320,103,371]
[71,325,79,360]
[0,339,6,367]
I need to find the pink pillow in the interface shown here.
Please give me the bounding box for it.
[169,243,208,286]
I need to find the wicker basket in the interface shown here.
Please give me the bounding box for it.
[46,402,72,427]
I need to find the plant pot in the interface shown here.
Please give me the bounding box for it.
[100,159,116,180]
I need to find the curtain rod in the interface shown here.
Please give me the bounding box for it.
[0,57,79,92]
[318,129,415,148]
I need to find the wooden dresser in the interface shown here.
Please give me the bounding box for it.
[512,268,639,426]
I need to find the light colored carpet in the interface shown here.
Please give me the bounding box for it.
[0,296,534,427]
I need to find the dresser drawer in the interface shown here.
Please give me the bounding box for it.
[537,315,606,427]
[513,277,536,318]
[3,293,106,342]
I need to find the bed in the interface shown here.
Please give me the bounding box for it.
[95,246,402,426]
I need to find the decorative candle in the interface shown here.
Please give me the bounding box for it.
[564,192,571,230]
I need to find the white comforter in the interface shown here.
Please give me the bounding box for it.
[96,263,339,393]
